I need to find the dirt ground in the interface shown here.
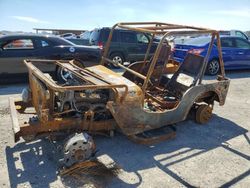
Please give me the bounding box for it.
[0,70,250,188]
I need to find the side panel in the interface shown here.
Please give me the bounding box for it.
[29,73,50,121]
[0,50,35,74]
[108,79,230,135]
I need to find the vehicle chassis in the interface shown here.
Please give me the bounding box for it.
[10,22,230,166]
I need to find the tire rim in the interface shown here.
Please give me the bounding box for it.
[208,60,219,75]
[112,56,122,67]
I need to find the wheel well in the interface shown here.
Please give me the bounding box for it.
[209,57,219,62]
[109,51,125,61]
[186,91,221,120]
[195,91,221,105]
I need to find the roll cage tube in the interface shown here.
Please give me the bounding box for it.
[100,22,226,94]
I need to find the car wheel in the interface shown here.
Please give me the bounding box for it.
[109,53,124,68]
[56,59,85,82]
[206,59,219,75]
[195,104,213,124]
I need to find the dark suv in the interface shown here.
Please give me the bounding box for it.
[89,28,157,66]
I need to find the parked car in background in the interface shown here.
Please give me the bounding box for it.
[0,34,101,82]
[68,31,93,45]
[174,30,249,45]
[60,33,77,39]
[173,36,250,75]
[88,27,158,67]
[67,38,89,45]
[79,31,92,42]
[220,30,249,41]
[172,36,192,45]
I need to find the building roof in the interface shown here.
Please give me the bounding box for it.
[33,28,86,35]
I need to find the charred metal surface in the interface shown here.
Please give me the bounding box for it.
[9,22,230,151]
[107,79,230,135]
[98,22,230,136]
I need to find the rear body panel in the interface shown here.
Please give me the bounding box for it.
[108,79,230,135]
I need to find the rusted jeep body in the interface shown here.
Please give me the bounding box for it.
[10,22,230,166]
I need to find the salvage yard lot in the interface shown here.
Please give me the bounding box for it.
[0,70,250,188]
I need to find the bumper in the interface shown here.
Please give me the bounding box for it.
[9,97,21,142]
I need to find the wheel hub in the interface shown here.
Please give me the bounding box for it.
[195,104,213,124]
[63,133,95,167]
[209,60,219,75]
[113,56,122,63]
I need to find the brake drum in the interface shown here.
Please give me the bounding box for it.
[195,104,213,124]
[63,133,96,167]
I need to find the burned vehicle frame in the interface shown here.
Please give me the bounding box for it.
[9,22,230,167]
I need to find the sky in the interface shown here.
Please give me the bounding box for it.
[0,0,250,32]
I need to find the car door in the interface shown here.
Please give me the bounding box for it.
[32,38,57,72]
[233,38,250,67]
[120,31,139,61]
[220,38,235,68]
[0,38,35,74]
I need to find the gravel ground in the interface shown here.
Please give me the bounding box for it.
[0,70,250,188]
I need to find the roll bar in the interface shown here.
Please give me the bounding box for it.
[100,22,225,94]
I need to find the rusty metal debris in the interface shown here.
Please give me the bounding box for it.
[60,159,121,187]
[63,133,96,167]
[9,22,230,169]
[195,104,213,124]
[60,160,120,176]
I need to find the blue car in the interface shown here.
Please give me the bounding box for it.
[173,36,250,75]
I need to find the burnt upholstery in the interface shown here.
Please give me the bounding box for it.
[164,53,204,99]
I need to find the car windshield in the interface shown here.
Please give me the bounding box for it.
[183,36,211,46]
